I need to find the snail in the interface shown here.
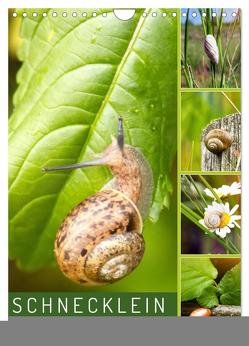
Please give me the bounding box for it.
[42,118,153,286]
[204,34,219,65]
[190,308,212,317]
[204,210,223,229]
[204,129,233,154]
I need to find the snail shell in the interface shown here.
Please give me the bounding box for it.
[204,34,219,64]
[55,189,144,285]
[190,308,212,317]
[204,129,233,154]
[204,211,222,229]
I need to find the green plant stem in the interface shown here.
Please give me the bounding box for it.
[181,63,192,88]
[181,202,203,220]
[188,65,198,87]
[221,91,241,114]
[184,9,190,67]
[198,176,223,203]
[199,9,207,36]
[220,14,238,87]
[212,62,217,87]
[182,187,204,216]
[188,175,208,208]
[206,9,212,34]
[216,8,224,67]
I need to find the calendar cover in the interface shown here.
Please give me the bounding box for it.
[7,8,241,317]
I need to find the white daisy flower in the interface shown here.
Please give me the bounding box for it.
[204,182,241,199]
[199,201,241,238]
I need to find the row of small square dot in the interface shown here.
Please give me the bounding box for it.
[182,11,238,18]
[12,11,177,18]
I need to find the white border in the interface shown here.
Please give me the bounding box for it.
[1,0,249,320]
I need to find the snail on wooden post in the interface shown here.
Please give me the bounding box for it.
[204,129,233,154]
[42,118,153,286]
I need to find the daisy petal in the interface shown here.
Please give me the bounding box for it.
[230,204,239,215]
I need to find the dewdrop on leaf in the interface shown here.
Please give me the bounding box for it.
[204,34,219,64]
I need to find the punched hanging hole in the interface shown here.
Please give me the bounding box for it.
[113,9,135,21]
[12,12,17,17]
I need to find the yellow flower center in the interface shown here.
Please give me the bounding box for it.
[219,213,231,228]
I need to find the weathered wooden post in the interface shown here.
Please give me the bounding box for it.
[201,113,241,171]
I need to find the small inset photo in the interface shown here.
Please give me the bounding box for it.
[181,8,241,88]
[181,258,241,316]
[181,174,241,254]
[181,91,241,172]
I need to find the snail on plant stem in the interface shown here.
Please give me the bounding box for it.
[42,118,153,286]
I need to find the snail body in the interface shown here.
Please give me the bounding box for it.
[43,118,153,285]
[204,129,233,154]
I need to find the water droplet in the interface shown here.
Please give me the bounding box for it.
[134,109,139,113]
[150,103,155,109]
[152,126,156,131]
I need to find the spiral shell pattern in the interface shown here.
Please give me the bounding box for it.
[204,34,219,64]
[204,211,222,229]
[54,189,144,285]
[204,129,233,154]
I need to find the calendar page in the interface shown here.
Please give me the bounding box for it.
[7,8,241,318]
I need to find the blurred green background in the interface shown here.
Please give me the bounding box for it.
[8,12,177,292]
[181,174,241,254]
[181,91,241,171]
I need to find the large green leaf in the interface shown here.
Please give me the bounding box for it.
[9,9,177,271]
[197,286,219,308]
[218,263,241,305]
[181,258,218,301]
